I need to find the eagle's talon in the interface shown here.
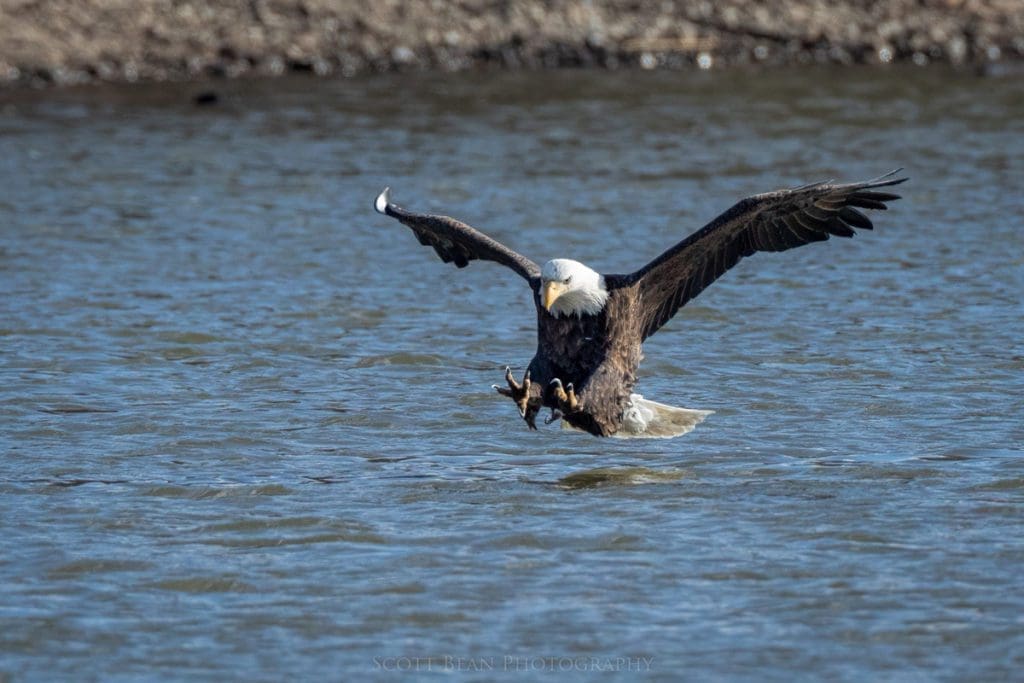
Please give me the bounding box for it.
[545,408,563,425]
[550,377,579,413]
[495,366,537,428]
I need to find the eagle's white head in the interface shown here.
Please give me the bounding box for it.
[540,259,609,318]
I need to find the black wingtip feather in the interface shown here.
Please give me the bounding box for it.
[857,191,903,201]
[838,206,874,231]
[847,198,889,211]
[869,168,908,185]
[824,218,856,238]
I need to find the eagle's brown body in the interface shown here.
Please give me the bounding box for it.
[375,171,905,437]
[528,285,642,435]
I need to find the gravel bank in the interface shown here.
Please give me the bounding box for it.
[2,0,1022,87]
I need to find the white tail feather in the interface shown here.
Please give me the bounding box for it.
[562,394,712,439]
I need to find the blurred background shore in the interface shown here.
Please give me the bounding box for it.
[2,0,1022,88]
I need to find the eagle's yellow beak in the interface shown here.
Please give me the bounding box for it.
[542,281,565,311]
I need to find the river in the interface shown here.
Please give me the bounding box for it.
[1,66,1022,680]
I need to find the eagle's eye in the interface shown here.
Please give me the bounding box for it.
[564,276,573,285]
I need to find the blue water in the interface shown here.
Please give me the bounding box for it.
[1,67,1022,680]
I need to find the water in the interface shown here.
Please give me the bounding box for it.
[1,66,1022,680]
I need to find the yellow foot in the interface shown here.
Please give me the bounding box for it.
[493,366,540,430]
[549,378,579,414]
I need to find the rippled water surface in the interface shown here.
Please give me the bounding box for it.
[2,67,1023,680]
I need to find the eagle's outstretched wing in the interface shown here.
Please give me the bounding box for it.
[375,188,541,287]
[612,170,907,341]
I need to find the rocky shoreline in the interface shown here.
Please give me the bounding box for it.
[2,0,1022,88]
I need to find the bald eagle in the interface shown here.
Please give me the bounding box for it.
[374,171,905,437]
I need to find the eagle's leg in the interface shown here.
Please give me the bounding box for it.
[492,367,539,429]
[523,398,541,431]
[549,378,579,414]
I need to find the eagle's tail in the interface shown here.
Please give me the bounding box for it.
[616,394,712,439]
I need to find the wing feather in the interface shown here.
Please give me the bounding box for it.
[838,206,873,230]
[612,170,906,341]
[824,217,855,238]
[374,188,541,287]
